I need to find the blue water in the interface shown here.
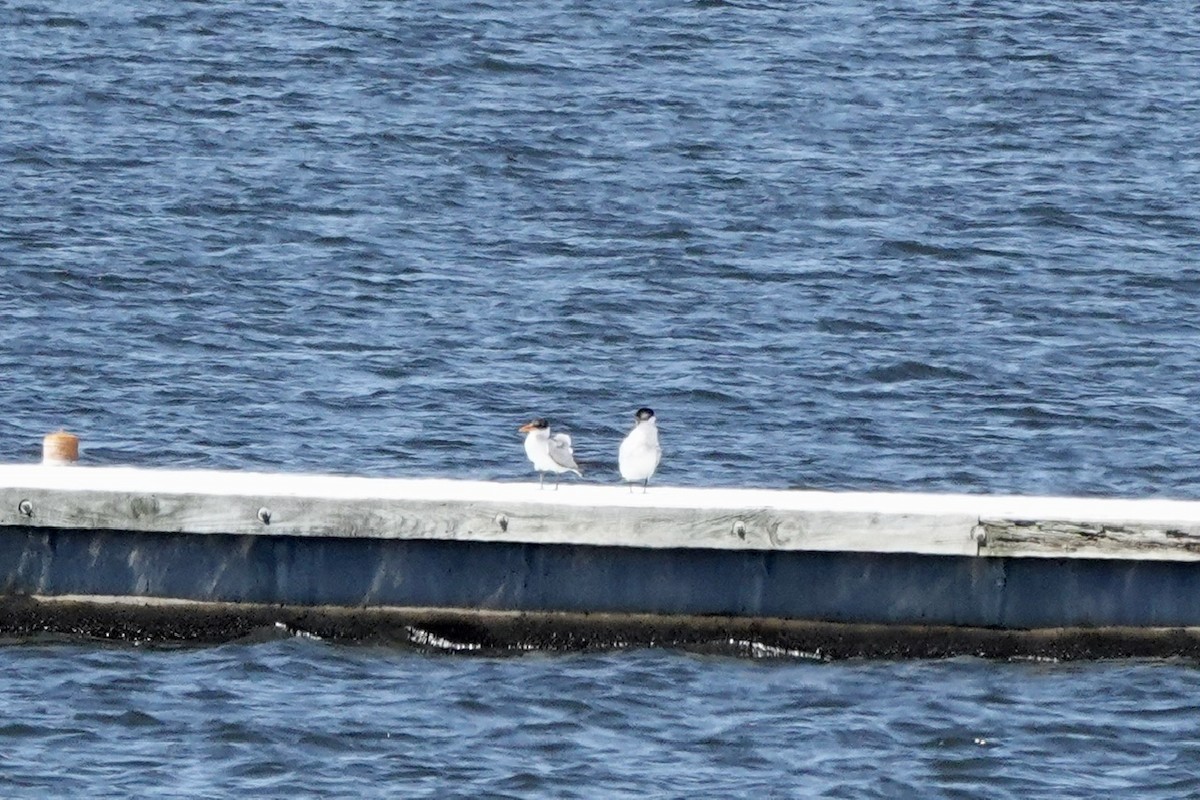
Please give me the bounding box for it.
[4,641,1200,799]
[4,0,1200,795]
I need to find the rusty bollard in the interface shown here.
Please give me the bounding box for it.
[42,430,79,466]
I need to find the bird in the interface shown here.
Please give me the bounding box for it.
[618,407,661,492]
[519,418,582,489]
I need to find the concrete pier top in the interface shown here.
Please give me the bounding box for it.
[1,464,1199,560]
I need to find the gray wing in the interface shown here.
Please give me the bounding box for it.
[549,432,581,473]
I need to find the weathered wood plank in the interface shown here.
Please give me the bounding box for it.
[1,465,1200,560]
[0,465,982,555]
[976,518,1200,558]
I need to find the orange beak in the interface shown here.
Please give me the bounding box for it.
[519,422,536,433]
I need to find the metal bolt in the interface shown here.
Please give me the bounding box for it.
[257,507,272,525]
[733,520,747,540]
[18,500,32,518]
[495,514,509,533]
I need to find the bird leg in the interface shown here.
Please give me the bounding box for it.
[539,472,545,490]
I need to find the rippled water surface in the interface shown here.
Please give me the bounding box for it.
[3,0,1200,795]
[5,0,1200,495]
[4,640,1200,799]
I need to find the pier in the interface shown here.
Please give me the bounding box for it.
[2,463,1200,658]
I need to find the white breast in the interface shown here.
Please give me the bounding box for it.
[619,421,661,482]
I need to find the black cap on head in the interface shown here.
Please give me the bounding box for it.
[530,418,549,428]
[635,408,655,421]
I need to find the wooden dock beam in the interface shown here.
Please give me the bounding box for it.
[2,465,1200,657]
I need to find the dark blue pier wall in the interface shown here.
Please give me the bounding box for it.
[3,525,1200,631]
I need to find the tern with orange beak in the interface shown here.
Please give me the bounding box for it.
[519,418,582,489]
[618,407,661,492]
